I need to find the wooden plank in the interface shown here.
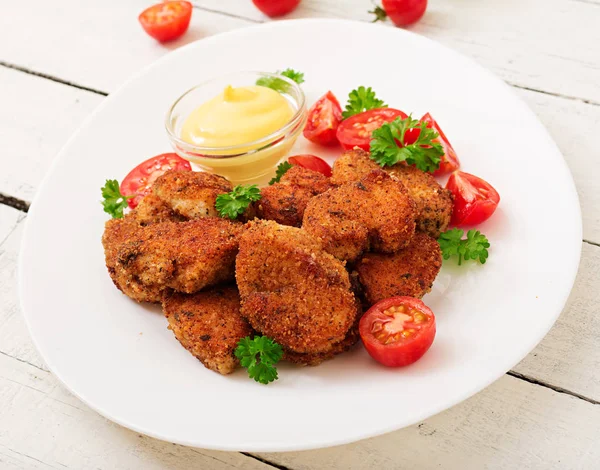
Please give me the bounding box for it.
[0,0,254,93]
[193,0,600,103]
[255,374,600,469]
[0,66,103,203]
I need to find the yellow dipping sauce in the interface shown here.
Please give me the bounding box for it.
[181,85,294,150]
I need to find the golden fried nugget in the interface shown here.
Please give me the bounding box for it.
[256,166,333,227]
[112,218,241,301]
[236,220,360,354]
[356,232,442,305]
[283,326,360,366]
[163,286,252,375]
[134,194,186,226]
[302,170,416,262]
[152,170,233,219]
[331,149,453,238]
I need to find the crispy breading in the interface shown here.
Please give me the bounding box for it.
[152,170,233,219]
[109,218,241,301]
[331,148,453,238]
[356,232,442,305]
[302,170,416,262]
[133,194,186,226]
[256,166,333,227]
[163,286,252,375]
[236,220,360,354]
[283,325,360,366]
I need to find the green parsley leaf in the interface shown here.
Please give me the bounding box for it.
[342,86,387,119]
[370,116,444,173]
[438,228,490,266]
[101,179,132,219]
[269,161,293,185]
[215,185,261,219]
[256,68,305,93]
[235,336,283,385]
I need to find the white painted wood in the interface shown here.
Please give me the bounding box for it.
[0,66,104,203]
[193,0,600,103]
[0,0,253,92]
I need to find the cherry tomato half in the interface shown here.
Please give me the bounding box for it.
[120,153,192,209]
[303,91,343,146]
[446,171,500,226]
[382,0,427,27]
[359,297,436,367]
[138,1,192,43]
[288,155,332,177]
[252,0,301,17]
[337,108,408,151]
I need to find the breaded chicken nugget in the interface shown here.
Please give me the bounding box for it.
[331,149,453,238]
[133,194,186,226]
[236,220,360,354]
[283,325,360,366]
[163,286,252,375]
[152,170,233,219]
[111,218,241,301]
[302,170,416,262]
[356,232,442,305]
[256,166,333,227]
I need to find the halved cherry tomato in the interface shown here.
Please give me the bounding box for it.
[446,171,500,226]
[336,108,408,151]
[403,113,460,175]
[303,91,343,146]
[138,1,192,43]
[359,297,436,367]
[288,155,332,177]
[252,0,301,17]
[120,153,192,209]
[382,0,427,27]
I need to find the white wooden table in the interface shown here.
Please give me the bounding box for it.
[1,1,599,468]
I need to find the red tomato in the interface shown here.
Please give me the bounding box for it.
[120,153,192,209]
[382,0,427,27]
[252,0,301,17]
[303,91,343,146]
[446,171,500,226]
[359,297,436,367]
[288,155,332,177]
[337,108,408,151]
[138,1,192,43]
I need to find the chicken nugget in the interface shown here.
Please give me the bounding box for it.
[236,220,359,354]
[133,194,186,226]
[256,166,333,227]
[331,149,453,238]
[283,325,360,366]
[163,286,252,375]
[111,218,241,301]
[303,170,416,262]
[152,170,233,219]
[356,232,442,305]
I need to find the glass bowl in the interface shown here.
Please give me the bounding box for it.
[165,71,307,186]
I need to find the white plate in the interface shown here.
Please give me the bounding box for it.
[19,19,581,451]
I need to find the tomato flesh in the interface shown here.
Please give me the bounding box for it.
[288,155,332,177]
[359,297,436,367]
[303,91,343,146]
[382,0,427,26]
[138,1,192,42]
[120,153,192,209]
[337,108,407,151]
[252,0,301,17]
[446,171,500,226]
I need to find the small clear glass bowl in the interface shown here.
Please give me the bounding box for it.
[165,71,307,186]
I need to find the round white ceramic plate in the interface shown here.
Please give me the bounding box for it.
[19,19,581,452]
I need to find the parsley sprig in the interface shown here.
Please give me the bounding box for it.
[438,228,490,265]
[235,336,283,385]
[215,185,261,219]
[269,161,293,185]
[256,69,305,93]
[101,179,132,219]
[370,116,444,173]
[342,86,387,119]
